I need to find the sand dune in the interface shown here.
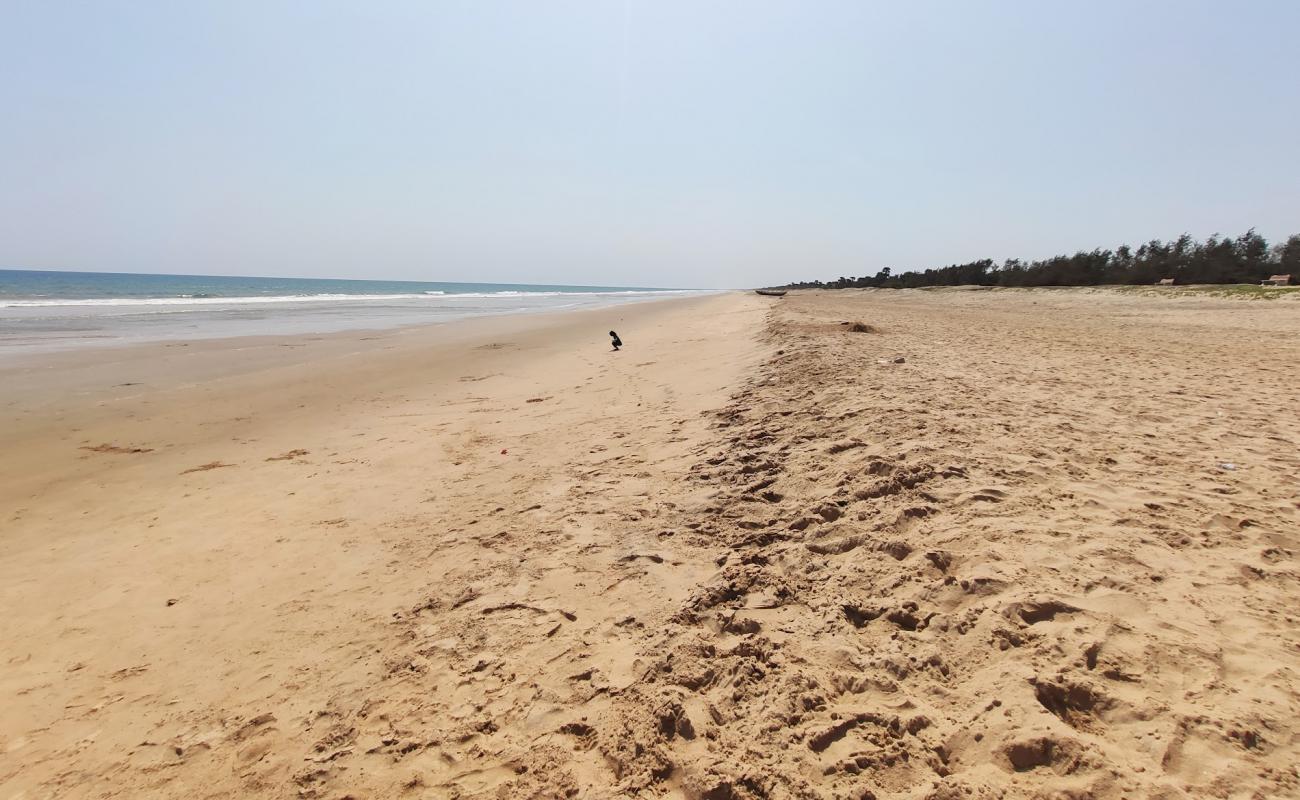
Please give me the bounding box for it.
[1,289,1297,798]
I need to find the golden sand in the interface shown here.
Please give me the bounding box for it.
[2,289,1297,798]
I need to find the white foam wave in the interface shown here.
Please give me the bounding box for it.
[0,289,704,308]
[0,293,429,308]
[435,289,704,300]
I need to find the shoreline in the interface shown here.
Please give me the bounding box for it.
[1,293,755,544]
[0,270,719,359]
[0,291,731,421]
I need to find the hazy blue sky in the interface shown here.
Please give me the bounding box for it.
[2,1,1298,288]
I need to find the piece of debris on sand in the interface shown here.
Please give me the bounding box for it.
[81,443,154,454]
[180,461,236,474]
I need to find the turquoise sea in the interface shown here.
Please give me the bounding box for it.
[0,269,705,354]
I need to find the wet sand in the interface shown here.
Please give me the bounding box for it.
[1,288,1297,798]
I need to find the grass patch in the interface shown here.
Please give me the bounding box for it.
[1112,283,1298,300]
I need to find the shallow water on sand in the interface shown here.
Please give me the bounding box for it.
[0,269,708,354]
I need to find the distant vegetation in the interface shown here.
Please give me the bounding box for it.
[781,230,1299,289]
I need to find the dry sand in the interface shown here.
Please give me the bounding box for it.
[1,288,1297,799]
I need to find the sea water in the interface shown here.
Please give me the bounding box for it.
[0,269,707,354]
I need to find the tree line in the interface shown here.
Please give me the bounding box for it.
[781,230,1300,289]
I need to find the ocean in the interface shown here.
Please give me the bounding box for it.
[0,269,707,355]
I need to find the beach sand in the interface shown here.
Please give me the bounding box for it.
[1,289,1297,798]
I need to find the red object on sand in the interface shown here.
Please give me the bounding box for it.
[500,449,508,455]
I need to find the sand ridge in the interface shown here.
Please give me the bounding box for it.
[599,289,1300,798]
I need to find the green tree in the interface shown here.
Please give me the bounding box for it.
[1273,235,1300,276]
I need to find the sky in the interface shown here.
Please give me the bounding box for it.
[2,1,1298,289]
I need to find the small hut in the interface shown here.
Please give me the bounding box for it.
[1261,274,1291,287]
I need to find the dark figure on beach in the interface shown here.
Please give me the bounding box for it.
[609,330,622,351]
